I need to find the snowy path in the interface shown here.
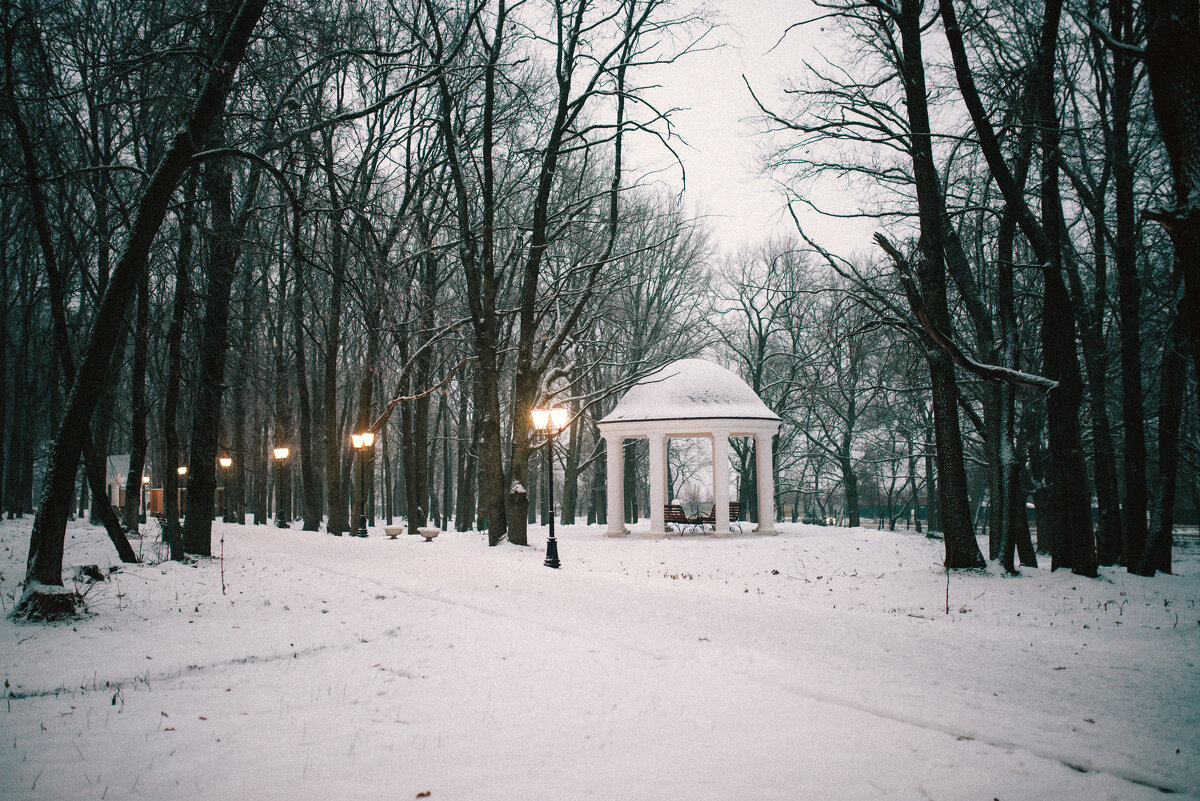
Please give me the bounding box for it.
[2,520,1197,800]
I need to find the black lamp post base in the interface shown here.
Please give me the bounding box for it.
[275,519,289,528]
[544,537,560,568]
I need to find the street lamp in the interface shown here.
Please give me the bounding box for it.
[177,465,188,518]
[532,406,569,568]
[351,431,375,537]
[219,456,232,522]
[273,447,290,528]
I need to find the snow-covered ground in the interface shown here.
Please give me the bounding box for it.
[2,516,1197,800]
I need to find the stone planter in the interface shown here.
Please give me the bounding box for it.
[416,526,440,542]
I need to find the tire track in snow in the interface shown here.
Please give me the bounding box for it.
[282,549,1192,798]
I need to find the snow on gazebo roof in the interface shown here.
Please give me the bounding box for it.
[598,359,781,425]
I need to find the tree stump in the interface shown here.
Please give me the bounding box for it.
[11,583,84,622]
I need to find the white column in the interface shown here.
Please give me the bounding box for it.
[755,430,778,535]
[649,432,667,537]
[711,431,730,536]
[605,433,627,536]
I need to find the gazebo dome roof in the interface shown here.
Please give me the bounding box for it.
[599,359,780,425]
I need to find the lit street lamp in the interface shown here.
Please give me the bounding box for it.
[219,456,232,522]
[177,462,187,520]
[351,431,375,537]
[273,447,290,528]
[532,406,569,569]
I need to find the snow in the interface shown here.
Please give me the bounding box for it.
[2,517,1198,800]
[600,359,781,423]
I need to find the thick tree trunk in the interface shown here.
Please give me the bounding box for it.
[479,343,508,544]
[321,136,349,536]
[1110,0,1145,567]
[839,448,860,528]
[507,363,536,545]
[895,0,983,568]
[1137,281,1188,576]
[183,152,244,555]
[1036,0,1097,577]
[163,177,196,560]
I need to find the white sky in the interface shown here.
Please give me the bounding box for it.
[633,0,877,258]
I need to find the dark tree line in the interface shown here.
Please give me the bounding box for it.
[2,0,714,618]
[753,0,1198,577]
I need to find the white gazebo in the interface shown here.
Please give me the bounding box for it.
[597,359,781,538]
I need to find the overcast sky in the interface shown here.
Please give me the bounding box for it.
[633,0,876,259]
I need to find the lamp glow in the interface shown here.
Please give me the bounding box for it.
[219,457,232,468]
[361,431,375,447]
[177,466,188,476]
[273,447,289,460]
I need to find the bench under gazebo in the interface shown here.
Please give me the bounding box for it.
[597,359,781,537]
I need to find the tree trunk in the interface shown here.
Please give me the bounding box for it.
[1035,0,1097,577]
[1110,0,1145,568]
[122,271,150,533]
[1142,0,1200,390]
[561,406,581,525]
[163,177,196,560]
[1138,280,1188,576]
[293,246,322,531]
[454,373,476,531]
[839,448,860,528]
[183,151,245,555]
[895,0,983,567]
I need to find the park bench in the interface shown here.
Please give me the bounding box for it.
[664,504,697,534]
[693,501,743,534]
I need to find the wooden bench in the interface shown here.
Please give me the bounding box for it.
[664,504,696,534]
[693,502,743,534]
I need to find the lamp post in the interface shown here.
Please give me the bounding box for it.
[219,456,232,522]
[532,406,569,569]
[142,474,150,521]
[273,447,290,527]
[351,431,374,537]
[177,465,187,517]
